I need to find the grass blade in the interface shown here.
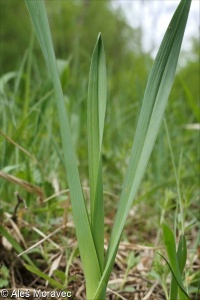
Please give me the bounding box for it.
[24,264,64,289]
[0,225,35,267]
[162,224,189,299]
[87,33,107,273]
[24,1,101,298]
[94,0,191,297]
[170,235,187,299]
[158,252,189,300]
[177,235,187,274]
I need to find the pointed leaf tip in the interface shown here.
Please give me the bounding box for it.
[97,32,102,40]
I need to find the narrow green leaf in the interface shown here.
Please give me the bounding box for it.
[162,224,189,299]
[170,272,179,300]
[163,224,181,279]
[94,0,191,298]
[53,269,66,283]
[24,1,101,298]
[87,33,107,273]
[0,225,34,267]
[158,252,189,300]
[177,235,187,274]
[24,264,64,289]
[177,235,188,299]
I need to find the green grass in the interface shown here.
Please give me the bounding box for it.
[0,0,199,299]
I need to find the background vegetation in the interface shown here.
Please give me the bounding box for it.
[0,1,199,299]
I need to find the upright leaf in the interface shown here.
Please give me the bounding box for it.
[94,0,191,298]
[87,33,107,273]
[170,235,188,299]
[162,224,189,299]
[24,1,101,298]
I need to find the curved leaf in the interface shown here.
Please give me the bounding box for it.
[24,1,101,298]
[94,0,191,297]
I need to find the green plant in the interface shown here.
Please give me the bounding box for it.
[24,0,191,299]
[0,264,9,288]
[161,224,188,300]
[156,118,194,300]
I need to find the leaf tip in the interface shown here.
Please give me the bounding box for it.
[97,32,102,42]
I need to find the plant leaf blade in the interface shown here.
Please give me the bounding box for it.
[24,1,102,298]
[94,0,191,297]
[87,33,107,273]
